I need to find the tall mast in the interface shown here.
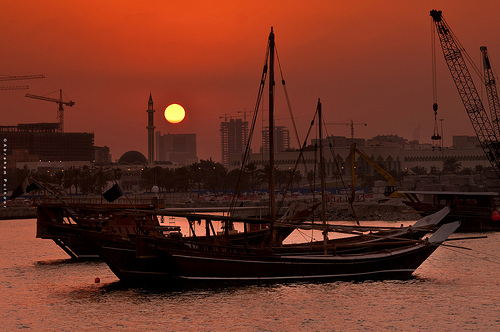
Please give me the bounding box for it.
[268,27,276,225]
[318,99,328,254]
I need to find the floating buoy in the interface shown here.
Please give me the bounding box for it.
[94,277,100,283]
[491,211,500,222]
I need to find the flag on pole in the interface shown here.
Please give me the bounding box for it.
[9,178,40,200]
[102,184,124,202]
[26,181,41,193]
[9,178,29,200]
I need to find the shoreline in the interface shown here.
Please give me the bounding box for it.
[1,199,421,222]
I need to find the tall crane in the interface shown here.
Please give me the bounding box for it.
[326,120,367,139]
[480,46,500,137]
[430,9,500,177]
[25,89,75,132]
[0,74,45,91]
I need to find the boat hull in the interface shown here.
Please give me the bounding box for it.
[95,234,441,285]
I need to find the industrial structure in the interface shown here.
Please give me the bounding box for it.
[25,89,74,133]
[2,87,92,167]
[431,9,500,178]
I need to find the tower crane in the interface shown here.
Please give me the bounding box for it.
[326,120,367,139]
[480,46,500,137]
[0,74,45,91]
[25,89,75,133]
[430,9,500,177]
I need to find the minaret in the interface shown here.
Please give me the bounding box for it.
[146,93,155,164]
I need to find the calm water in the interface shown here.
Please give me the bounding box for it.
[1,218,500,331]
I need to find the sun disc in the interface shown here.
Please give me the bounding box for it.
[164,104,186,124]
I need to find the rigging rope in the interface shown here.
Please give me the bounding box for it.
[442,245,500,266]
[228,40,270,214]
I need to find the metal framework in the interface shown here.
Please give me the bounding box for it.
[480,46,500,136]
[430,9,500,177]
[25,89,74,133]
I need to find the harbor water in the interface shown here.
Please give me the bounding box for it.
[1,218,500,331]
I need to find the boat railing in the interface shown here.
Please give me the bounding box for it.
[35,195,165,207]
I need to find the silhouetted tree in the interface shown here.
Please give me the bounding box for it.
[442,157,461,174]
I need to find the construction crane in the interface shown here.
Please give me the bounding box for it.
[430,9,500,178]
[25,89,75,133]
[0,74,45,91]
[480,46,500,137]
[326,120,367,139]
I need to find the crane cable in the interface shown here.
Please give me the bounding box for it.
[431,21,441,144]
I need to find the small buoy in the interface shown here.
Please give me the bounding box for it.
[94,277,100,283]
[492,211,500,222]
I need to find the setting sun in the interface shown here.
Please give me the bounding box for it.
[164,104,186,124]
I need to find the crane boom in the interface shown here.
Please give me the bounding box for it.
[326,120,367,139]
[25,89,75,132]
[0,74,45,81]
[430,9,500,177]
[0,85,29,91]
[480,46,500,137]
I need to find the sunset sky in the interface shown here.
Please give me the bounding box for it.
[2,1,500,162]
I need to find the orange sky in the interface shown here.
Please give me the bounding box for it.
[2,0,500,162]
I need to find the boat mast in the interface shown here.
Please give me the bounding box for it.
[268,27,276,229]
[317,99,328,254]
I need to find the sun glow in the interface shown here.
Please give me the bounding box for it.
[164,104,186,124]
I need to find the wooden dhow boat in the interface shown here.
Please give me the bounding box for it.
[78,28,461,285]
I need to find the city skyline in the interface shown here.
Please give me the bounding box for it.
[2,1,500,162]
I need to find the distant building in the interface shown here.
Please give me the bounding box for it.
[93,146,111,165]
[1,122,94,162]
[312,135,366,148]
[241,135,489,177]
[5,149,39,170]
[155,132,197,165]
[261,125,290,154]
[117,150,148,191]
[452,135,481,149]
[220,118,249,167]
[367,135,408,147]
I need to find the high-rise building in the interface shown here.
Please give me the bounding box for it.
[220,118,249,167]
[1,122,94,162]
[261,125,290,154]
[155,132,197,165]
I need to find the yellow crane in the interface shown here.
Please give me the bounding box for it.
[25,89,75,132]
[350,143,402,201]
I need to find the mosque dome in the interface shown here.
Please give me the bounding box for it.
[118,150,148,164]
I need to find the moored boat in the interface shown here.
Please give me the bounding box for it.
[402,190,500,232]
